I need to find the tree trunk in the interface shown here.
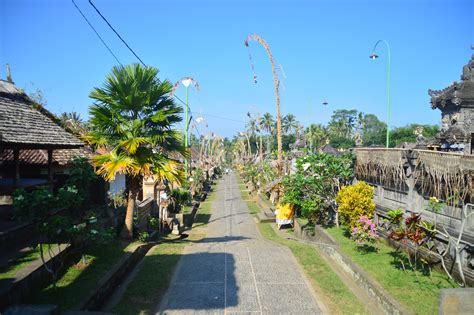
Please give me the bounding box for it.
[121,177,139,239]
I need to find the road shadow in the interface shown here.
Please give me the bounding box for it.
[159,252,238,312]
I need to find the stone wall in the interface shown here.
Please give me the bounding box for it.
[353,148,474,285]
[136,197,154,232]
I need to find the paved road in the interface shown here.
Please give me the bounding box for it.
[157,174,325,314]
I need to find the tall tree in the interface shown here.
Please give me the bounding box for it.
[359,113,387,146]
[86,64,186,239]
[328,109,358,139]
[261,112,275,153]
[305,124,328,151]
[282,114,299,135]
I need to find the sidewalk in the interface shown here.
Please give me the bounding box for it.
[157,174,325,314]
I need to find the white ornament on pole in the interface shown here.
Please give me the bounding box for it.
[182,78,192,87]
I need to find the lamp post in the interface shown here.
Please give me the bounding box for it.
[171,77,199,172]
[370,39,391,148]
[182,78,192,170]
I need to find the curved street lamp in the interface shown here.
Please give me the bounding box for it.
[171,77,200,171]
[370,39,391,148]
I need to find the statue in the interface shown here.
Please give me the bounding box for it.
[414,126,426,144]
[354,133,363,147]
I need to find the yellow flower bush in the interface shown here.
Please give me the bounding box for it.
[336,181,376,229]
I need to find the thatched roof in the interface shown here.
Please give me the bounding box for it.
[0,147,93,166]
[0,80,83,149]
[319,144,340,155]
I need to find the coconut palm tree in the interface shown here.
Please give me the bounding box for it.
[86,64,187,239]
[282,114,299,135]
[60,112,86,136]
[306,124,328,152]
[261,112,275,153]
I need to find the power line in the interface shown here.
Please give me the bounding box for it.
[88,0,146,66]
[84,0,245,128]
[87,0,190,107]
[71,0,122,65]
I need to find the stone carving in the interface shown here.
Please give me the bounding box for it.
[429,48,474,154]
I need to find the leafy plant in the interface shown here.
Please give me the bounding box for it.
[65,156,97,204]
[386,208,404,225]
[169,188,192,213]
[281,153,354,225]
[13,186,54,221]
[148,217,160,230]
[56,185,83,210]
[138,231,150,242]
[336,181,375,229]
[351,215,378,251]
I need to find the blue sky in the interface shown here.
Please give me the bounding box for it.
[1,0,473,138]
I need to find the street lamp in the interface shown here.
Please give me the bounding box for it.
[370,39,391,148]
[171,77,199,172]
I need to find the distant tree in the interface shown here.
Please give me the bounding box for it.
[328,109,358,139]
[389,124,439,147]
[305,124,328,151]
[360,113,387,146]
[59,112,87,136]
[330,135,355,149]
[261,112,275,152]
[282,114,299,135]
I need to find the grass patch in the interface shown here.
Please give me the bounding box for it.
[181,205,193,214]
[193,185,217,228]
[0,244,59,280]
[325,227,456,315]
[258,223,367,314]
[113,239,187,315]
[113,181,221,314]
[32,240,134,310]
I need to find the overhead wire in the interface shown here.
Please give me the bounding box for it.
[76,1,247,128]
[71,0,122,65]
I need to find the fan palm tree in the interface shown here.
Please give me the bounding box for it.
[282,114,299,135]
[86,64,187,239]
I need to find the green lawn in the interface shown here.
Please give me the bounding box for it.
[32,240,134,310]
[113,239,188,315]
[325,227,456,315]
[0,244,60,281]
[238,179,261,216]
[258,223,367,314]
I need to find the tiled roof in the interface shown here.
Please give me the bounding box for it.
[0,80,83,149]
[0,147,93,166]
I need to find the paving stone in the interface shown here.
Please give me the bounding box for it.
[157,174,324,314]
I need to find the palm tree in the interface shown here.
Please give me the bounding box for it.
[60,112,86,136]
[282,114,299,135]
[306,124,328,152]
[246,118,258,137]
[261,112,274,153]
[86,64,187,239]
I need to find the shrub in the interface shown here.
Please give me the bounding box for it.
[336,181,375,229]
[351,215,378,248]
[138,231,150,242]
[281,153,353,225]
[57,185,83,210]
[13,186,54,221]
